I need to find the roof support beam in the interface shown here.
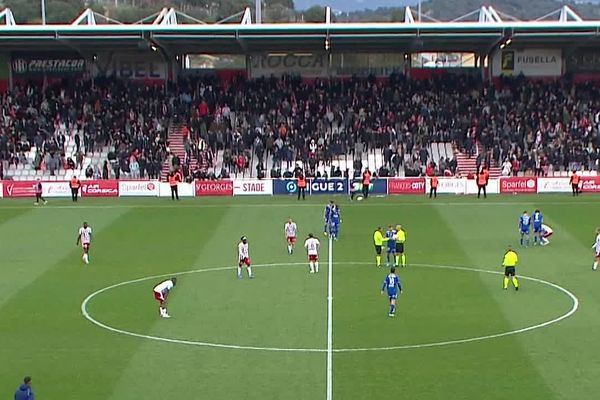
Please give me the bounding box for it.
[325,6,331,24]
[404,7,415,24]
[0,8,16,26]
[241,7,252,25]
[72,8,96,25]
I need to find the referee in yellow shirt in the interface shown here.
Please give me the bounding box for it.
[373,227,384,267]
[502,245,520,291]
[395,225,407,268]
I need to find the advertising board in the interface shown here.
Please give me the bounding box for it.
[119,180,159,196]
[80,180,119,197]
[195,180,234,196]
[493,49,562,77]
[387,178,426,194]
[309,179,349,195]
[233,179,273,196]
[499,177,537,193]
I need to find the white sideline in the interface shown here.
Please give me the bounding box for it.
[326,236,333,400]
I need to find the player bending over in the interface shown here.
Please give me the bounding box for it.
[238,236,254,279]
[304,233,320,273]
[284,218,298,255]
[592,228,600,271]
[385,225,397,267]
[381,267,402,317]
[153,277,177,318]
[532,209,544,245]
[329,205,341,240]
[519,211,531,247]
[76,222,92,264]
[540,224,553,246]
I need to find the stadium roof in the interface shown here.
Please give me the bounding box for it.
[0,6,600,55]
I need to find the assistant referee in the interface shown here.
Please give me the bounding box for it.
[373,227,384,268]
[502,245,520,291]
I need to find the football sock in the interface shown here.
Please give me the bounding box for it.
[534,236,538,244]
[395,255,400,266]
[237,267,242,276]
[83,254,89,264]
[593,262,598,271]
[520,238,523,246]
[376,255,381,266]
[390,304,395,314]
[315,262,319,273]
[309,262,314,272]
[401,254,406,266]
[503,277,509,289]
[247,267,253,277]
[288,245,292,254]
[512,277,520,289]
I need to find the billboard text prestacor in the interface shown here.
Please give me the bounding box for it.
[387,178,426,194]
[499,177,537,193]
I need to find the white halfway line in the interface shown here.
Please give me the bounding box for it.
[326,236,334,400]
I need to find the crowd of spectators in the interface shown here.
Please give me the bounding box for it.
[1,73,600,181]
[0,78,171,180]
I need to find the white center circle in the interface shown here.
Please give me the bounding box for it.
[81,262,579,353]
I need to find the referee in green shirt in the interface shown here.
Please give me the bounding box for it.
[373,227,384,267]
[502,245,520,291]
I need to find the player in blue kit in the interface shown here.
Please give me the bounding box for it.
[385,225,397,266]
[324,201,335,236]
[381,267,402,317]
[519,211,531,247]
[329,205,341,240]
[532,209,544,245]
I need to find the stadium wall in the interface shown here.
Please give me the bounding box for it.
[2,176,600,199]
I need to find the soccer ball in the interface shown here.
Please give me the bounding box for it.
[355,195,364,201]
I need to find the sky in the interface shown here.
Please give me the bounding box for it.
[294,0,419,12]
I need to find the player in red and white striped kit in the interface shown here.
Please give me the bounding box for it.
[304,233,320,274]
[238,236,254,279]
[284,218,298,255]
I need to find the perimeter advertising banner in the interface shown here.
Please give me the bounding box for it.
[272,179,349,195]
[195,180,233,196]
[499,177,537,193]
[493,49,562,77]
[233,179,273,196]
[80,180,119,197]
[538,176,600,193]
[273,179,298,195]
[309,179,349,195]
[119,180,159,197]
[350,179,388,195]
[387,178,426,194]
[2,181,37,197]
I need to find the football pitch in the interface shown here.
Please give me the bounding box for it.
[1,195,599,399]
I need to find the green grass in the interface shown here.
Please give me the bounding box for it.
[0,195,599,399]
